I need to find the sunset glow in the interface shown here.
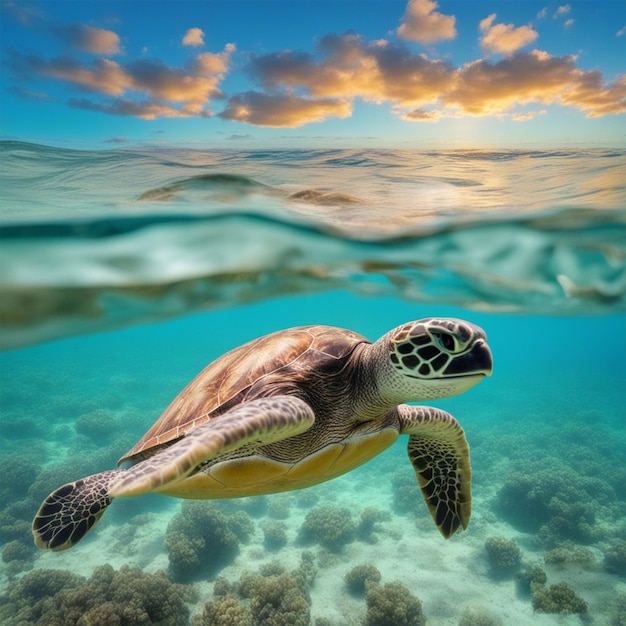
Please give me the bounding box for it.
[1,0,624,148]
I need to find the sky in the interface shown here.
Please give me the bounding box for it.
[1,0,625,149]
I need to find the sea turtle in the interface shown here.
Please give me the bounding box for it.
[33,318,492,552]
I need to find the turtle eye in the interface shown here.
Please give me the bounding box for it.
[432,331,457,353]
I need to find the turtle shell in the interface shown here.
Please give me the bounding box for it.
[118,325,369,465]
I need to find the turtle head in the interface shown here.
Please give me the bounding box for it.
[375,318,493,403]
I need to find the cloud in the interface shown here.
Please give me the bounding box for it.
[8,85,49,101]
[7,51,130,95]
[53,24,122,55]
[218,91,352,127]
[511,110,546,121]
[397,0,456,43]
[554,5,571,17]
[447,51,626,118]
[479,14,538,56]
[243,35,626,122]
[248,34,453,107]
[564,18,574,28]
[617,27,626,37]
[1,2,43,26]
[182,27,204,47]
[68,97,187,120]
[104,136,129,143]
[537,7,548,20]
[400,108,441,122]
[6,44,234,117]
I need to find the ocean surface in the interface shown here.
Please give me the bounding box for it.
[0,142,625,625]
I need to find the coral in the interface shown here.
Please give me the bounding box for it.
[515,563,547,596]
[357,508,391,543]
[544,546,595,566]
[391,470,423,516]
[365,581,426,626]
[344,563,381,596]
[267,496,292,520]
[458,606,503,626]
[192,595,253,626]
[610,592,626,626]
[530,581,588,614]
[604,539,626,576]
[237,555,315,626]
[0,564,196,626]
[213,576,234,597]
[165,501,254,582]
[295,490,319,508]
[1,539,36,578]
[483,536,521,575]
[298,504,356,552]
[0,504,32,544]
[261,520,288,551]
[75,409,119,442]
[0,455,39,503]
[495,464,602,547]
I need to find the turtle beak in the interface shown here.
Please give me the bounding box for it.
[443,340,493,378]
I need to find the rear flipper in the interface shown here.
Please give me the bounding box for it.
[32,469,121,551]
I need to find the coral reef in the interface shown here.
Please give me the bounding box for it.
[458,605,503,626]
[344,563,381,596]
[1,539,36,579]
[391,470,423,516]
[267,496,292,520]
[515,563,547,596]
[261,520,288,551]
[357,507,391,543]
[0,564,196,626]
[236,553,316,626]
[604,538,626,576]
[530,581,588,614]
[75,409,119,442]
[544,546,595,566]
[298,504,356,552]
[365,581,426,626]
[609,592,626,626]
[483,536,521,575]
[495,462,607,547]
[165,501,254,582]
[192,595,253,626]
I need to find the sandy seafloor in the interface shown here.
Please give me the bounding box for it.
[1,290,625,625]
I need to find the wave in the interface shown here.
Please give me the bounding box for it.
[1,209,623,349]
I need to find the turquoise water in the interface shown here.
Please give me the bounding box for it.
[0,143,625,625]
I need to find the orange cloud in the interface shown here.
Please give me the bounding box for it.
[479,14,538,56]
[9,54,131,95]
[182,27,204,47]
[53,23,122,55]
[447,51,626,118]
[245,37,626,122]
[401,108,441,122]
[219,91,352,127]
[397,0,456,44]
[7,44,234,117]
[249,34,453,107]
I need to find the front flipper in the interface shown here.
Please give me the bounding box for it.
[398,405,471,539]
[32,469,120,551]
[110,395,315,498]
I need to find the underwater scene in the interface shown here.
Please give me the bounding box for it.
[0,143,625,626]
